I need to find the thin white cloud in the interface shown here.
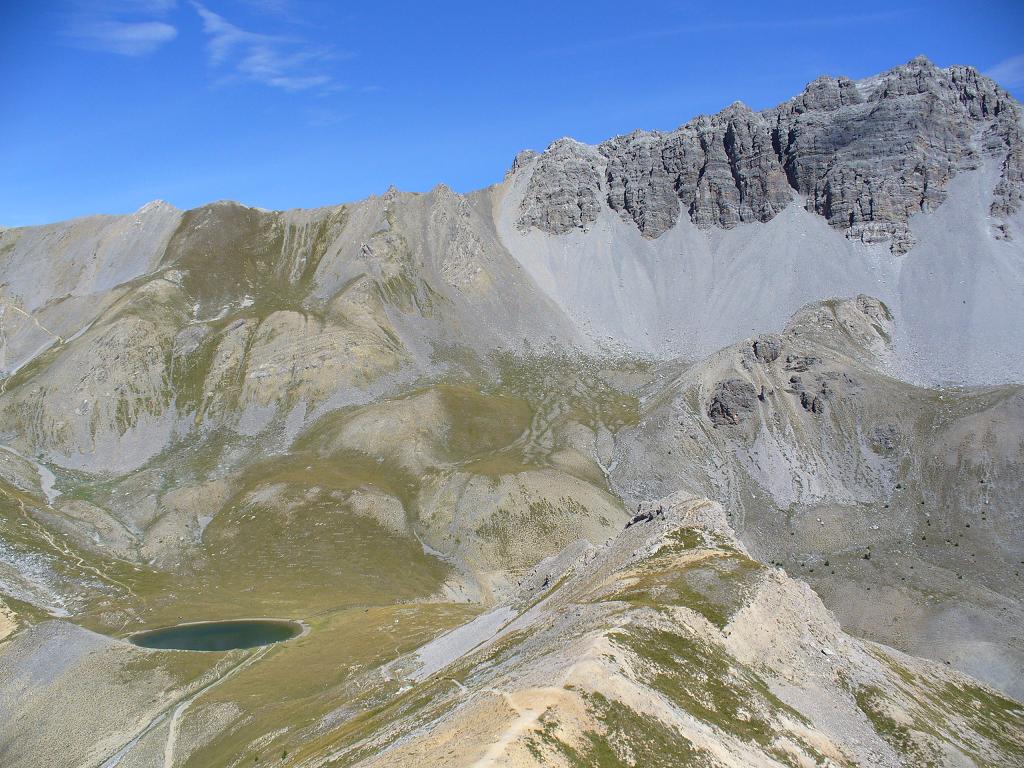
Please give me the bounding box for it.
[985,54,1024,89]
[63,1,178,56]
[69,20,177,55]
[192,3,265,64]
[192,2,336,92]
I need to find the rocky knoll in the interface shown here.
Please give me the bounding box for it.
[517,56,1022,253]
[312,494,1024,767]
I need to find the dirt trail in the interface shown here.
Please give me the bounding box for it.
[0,598,16,641]
[1,485,137,601]
[162,645,269,768]
[98,645,270,768]
[0,302,65,344]
[472,687,564,767]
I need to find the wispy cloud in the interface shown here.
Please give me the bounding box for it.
[68,20,177,55]
[63,1,178,56]
[192,2,340,92]
[986,54,1024,89]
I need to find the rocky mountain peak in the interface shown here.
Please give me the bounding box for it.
[515,137,605,234]
[513,56,1023,253]
[135,199,178,215]
[786,74,863,114]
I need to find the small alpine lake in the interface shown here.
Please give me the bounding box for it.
[128,619,304,651]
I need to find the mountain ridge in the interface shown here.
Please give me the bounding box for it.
[8,57,1020,238]
[512,55,1022,250]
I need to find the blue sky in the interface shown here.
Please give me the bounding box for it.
[2,1,1023,227]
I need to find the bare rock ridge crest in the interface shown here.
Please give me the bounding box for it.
[515,56,1023,253]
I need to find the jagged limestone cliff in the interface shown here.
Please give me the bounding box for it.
[517,56,1022,252]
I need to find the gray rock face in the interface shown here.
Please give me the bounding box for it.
[752,334,782,363]
[515,56,1023,253]
[603,103,793,237]
[785,355,819,373]
[770,57,1021,253]
[991,116,1024,238]
[800,390,825,414]
[855,295,893,326]
[707,379,758,425]
[516,139,603,234]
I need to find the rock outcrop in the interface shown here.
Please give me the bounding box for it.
[516,138,604,234]
[752,334,782,363]
[515,56,1023,253]
[707,379,758,425]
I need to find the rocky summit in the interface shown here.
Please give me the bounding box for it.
[518,56,1022,252]
[1,57,1023,767]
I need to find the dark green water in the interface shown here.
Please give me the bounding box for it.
[128,619,302,651]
